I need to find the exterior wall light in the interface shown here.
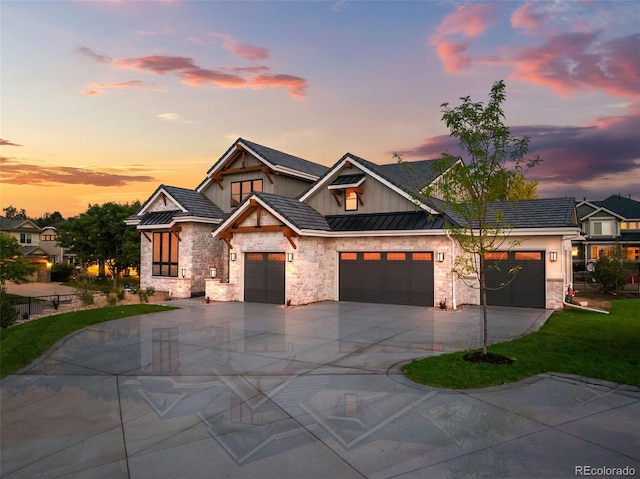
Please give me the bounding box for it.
[436,252,445,262]
[550,251,558,262]
[286,252,294,262]
[210,267,217,279]
[181,268,187,278]
[230,252,237,261]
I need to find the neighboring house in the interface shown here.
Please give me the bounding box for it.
[0,215,50,282]
[128,138,579,309]
[39,226,76,267]
[573,195,640,270]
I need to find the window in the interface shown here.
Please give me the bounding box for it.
[345,188,359,211]
[484,252,508,260]
[231,179,262,206]
[412,252,433,261]
[387,253,406,261]
[152,232,178,277]
[340,252,357,261]
[42,235,56,241]
[363,252,381,261]
[592,220,613,236]
[514,252,542,261]
[19,233,32,244]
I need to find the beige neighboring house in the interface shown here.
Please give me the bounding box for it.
[128,138,580,309]
[39,226,76,267]
[0,215,50,282]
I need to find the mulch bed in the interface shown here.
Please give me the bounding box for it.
[463,351,514,365]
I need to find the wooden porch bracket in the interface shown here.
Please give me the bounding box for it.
[141,231,152,243]
[330,189,342,206]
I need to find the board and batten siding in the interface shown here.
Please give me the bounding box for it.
[304,167,421,216]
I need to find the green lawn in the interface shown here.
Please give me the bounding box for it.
[403,299,640,389]
[0,304,177,378]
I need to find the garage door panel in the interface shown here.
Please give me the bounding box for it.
[485,252,545,308]
[339,252,434,307]
[244,253,285,304]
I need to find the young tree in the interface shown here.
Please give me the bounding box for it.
[2,206,27,220]
[57,202,141,288]
[425,80,540,357]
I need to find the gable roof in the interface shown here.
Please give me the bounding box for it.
[591,195,640,220]
[299,154,445,214]
[0,216,41,232]
[127,185,225,228]
[197,138,329,191]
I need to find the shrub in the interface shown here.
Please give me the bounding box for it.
[0,288,19,329]
[593,256,625,293]
[107,293,118,306]
[116,288,126,301]
[50,263,75,282]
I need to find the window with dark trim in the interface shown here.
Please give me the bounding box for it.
[19,233,32,244]
[152,232,178,277]
[345,188,358,211]
[231,179,263,206]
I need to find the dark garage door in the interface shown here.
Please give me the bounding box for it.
[485,251,545,308]
[244,252,285,304]
[339,252,434,306]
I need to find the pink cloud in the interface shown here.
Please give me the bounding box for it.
[208,32,270,61]
[0,157,157,187]
[250,74,308,99]
[435,42,473,73]
[178,68,247,88]
[81,80,164,95]
[510,3,551,35]
[511,33,640,98]
[432,3,500,40]
[114,55,197,74]
[77,46,111,64]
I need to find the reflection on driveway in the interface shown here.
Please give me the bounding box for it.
[2,301,638,478]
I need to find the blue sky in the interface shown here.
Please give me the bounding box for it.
[2,0,639,217]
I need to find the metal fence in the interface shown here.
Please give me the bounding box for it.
[10,294,81,320]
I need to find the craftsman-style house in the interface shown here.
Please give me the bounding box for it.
[128,138,579,309]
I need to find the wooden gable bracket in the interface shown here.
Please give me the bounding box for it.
[160,193,167,206]
[261,165,278,185]
[170,226,182,242]
[282,227,298,250]
[330,189,342,206]
[354,186,364,206]
[345,160,352,168]
[141,231,152,243]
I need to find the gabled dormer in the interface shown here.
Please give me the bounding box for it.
[299,154,442,216]
[196,138,328,212]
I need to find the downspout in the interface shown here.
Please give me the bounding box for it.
[447,232,456,309]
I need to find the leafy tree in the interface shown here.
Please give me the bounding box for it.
[33,211,65,228]
[592,246,626,293]
[2,206,27,220]
[0,233,38,285]
[57,202,141,288]
[0,233,38,328]
[424,80,540,357]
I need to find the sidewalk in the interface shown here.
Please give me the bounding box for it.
[3,282,78,297]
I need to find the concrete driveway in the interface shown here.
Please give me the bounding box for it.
[1,300,638,478]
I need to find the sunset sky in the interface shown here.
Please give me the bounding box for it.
[2,0,639,219]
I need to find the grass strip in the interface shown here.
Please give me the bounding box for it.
[0,304,177,378]
[403,298,640,389]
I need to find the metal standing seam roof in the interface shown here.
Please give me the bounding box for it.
[326,211,446,231]
[328,174,366,187]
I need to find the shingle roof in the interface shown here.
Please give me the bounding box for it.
[445,197,578,229]
[326,212,446,231]
[239,139,329,178]
[253,192,331,231]
[592,195,640,219]
[128,185,226,226]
